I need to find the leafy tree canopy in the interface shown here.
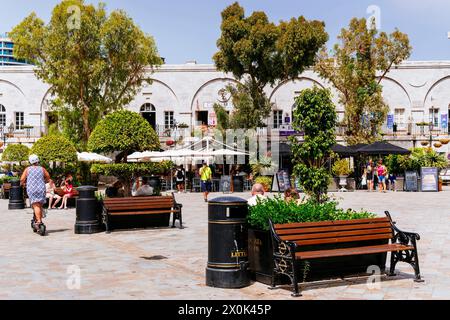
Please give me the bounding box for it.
[10,0,162,147]
[315,17,411,145]
[213,2,328,129]
[87,110,160,162]
[290,87,337,202]
[2,144,30,162]
[31,135,78,164]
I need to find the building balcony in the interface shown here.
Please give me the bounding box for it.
[0,126,42,145]
[334,123,450,140]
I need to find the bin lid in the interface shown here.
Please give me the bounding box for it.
[77,186,98,192]
[209,196,248,205]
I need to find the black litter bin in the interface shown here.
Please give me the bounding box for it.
[232,176,244,193]
[206,196,250,288]
[74,186,102,234]
[9,179,25,210]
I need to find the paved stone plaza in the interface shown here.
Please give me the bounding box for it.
[1,189,450,300]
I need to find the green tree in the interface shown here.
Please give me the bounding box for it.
[31,135,78,176]
[88,110,160,163]
[10,0,162,148]
[398,148,447,172]
[315,18,411,145]
[88,110,161,196]
[290,87,337,202]
[2,144,30,162]
[213,2,328,129]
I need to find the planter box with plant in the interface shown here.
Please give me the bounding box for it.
[247,196,380,284]
[332,159,353,191]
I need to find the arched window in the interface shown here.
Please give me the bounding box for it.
[140,103,156,113]
[0,104,6,127]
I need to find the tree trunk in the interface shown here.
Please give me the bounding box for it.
[120,177,132,197]
[82,103,91,146]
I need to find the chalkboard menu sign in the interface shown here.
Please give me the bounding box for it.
[405,171,418,192]
[421,167,439,192]
[219,176,232,193]
[272,170,292,192]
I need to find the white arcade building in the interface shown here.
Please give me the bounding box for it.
[1,60,450,156]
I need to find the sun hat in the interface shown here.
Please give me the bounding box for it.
[28,154,40,165]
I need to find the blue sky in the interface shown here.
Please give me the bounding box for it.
[1,0,450,64]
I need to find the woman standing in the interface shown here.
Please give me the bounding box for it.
[366,159,374,192]
[20,155,51,226]
[377,159,387,193]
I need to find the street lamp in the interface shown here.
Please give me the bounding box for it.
[429,105,435,148]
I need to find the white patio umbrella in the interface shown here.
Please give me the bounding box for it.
[210,149,249,156]
[77,152,112,163]
[127,151,167,162]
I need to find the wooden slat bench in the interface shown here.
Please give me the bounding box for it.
[102,193,183,233]
[268,211,423,297]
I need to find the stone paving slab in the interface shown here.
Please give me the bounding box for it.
[1,189,450,300]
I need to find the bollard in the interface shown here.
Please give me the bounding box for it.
[74,186,102,234]
[8,179,25,210]
[206,196,251,288]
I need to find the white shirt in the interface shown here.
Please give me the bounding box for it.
[247,194,267,206]
[135,185,154,197]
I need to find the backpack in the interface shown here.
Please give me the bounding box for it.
[176,169,184,180]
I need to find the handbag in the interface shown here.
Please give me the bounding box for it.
[361,175,367,186]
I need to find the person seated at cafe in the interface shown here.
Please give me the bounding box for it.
[284,188,300,203]
[135,177,154,196]
[247,183,267,206]
[106,180,125,198]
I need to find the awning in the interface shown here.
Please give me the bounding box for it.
[357,141,411,155]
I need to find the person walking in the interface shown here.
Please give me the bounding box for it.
[20,155,51,226]
[366,159,374,192]
[175,165,185,193]
[388,172,397,192]
[199,162,212,202]
[377,159,387,193]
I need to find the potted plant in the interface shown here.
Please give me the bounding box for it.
[332,159,353,192]
[247,197,378,285]
[254,176,272,192]
[177,123,189,129]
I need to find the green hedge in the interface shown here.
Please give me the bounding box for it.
[1,144,30,162]
[248,196,375,231]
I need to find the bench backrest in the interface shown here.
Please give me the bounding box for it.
[273,217,393,249]
[103,196,175,212]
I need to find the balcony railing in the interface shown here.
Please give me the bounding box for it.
[333,123,450,139]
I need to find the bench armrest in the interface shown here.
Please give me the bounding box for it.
[171,192,183,209]
[268,219,298,258]
[385,211,421,245]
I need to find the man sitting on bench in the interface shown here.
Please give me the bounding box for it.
[135,177,154,197]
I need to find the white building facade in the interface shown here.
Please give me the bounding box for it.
[1,61,450,155]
